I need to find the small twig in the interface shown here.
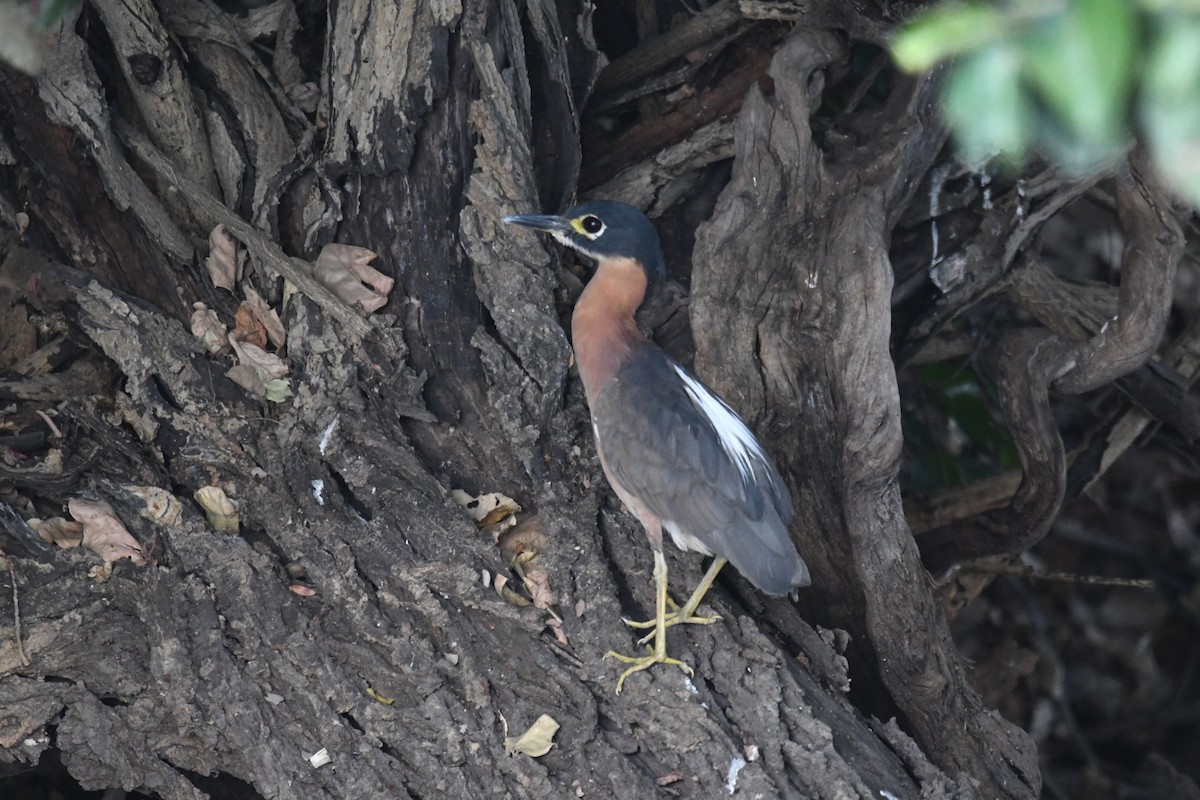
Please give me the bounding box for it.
[6,555,30,666]
[961,562,1154,589]
[34,409,63,439]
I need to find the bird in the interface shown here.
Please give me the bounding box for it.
[503,200,810,692]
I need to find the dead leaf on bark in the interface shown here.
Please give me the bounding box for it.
[194,485,240,532]
[312,244,394,312]
[227,339,293,402]
[512,550,557,611]
[68,498,146,566]
[205,224,244,292]
[233,303,269,350]
[503,714,559,758]
[30,516,84,548]
[450,489,522,527]
[127,485,184,527]
[497,516,547,562]
[190,303,229,354]
[242,287,286,348]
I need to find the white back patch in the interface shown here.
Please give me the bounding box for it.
[674,365,767,481]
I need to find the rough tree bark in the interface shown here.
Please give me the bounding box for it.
[1,0,1190,798]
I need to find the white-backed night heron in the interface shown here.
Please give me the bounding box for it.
[504,201,810,692]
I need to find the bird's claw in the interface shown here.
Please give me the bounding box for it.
[605,647,694,693]
[621,608,721,643]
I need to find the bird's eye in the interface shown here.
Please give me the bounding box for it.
[581,215,604,235]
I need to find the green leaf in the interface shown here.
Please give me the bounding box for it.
[34,0,83,30]
[1142,17,1200,207]
[1023,0,1137,163]
[263,379,294,403]
[891,3,1008,72]
[942,43,1032,166]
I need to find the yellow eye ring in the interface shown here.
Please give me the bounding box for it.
[571,215,605,238]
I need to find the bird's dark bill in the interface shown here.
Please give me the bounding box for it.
[501,213,574,235]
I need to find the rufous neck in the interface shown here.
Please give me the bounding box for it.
[570,257,649,403]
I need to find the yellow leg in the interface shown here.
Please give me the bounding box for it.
[623,557,727,645]
[604,550,695,693]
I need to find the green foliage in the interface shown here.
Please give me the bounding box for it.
[892,0,1200,206]
[942,42,1031,165]
[33,0,83,30]
[890,3,1010,70]
[1141,17,1200,201]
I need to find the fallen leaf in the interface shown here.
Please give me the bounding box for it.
[68,498,146,566]
[233,303,268,349]
[227,339,292,402]
[190,303,229,354]
[498,516,547,563]
[194,485,240,532]
[263,378,293,403]
[31,516,83,548]
[226,364,264,397]
[229,339,288,380]
[312,244,394,312]
[205,224,243,292]
[513,551,557,612]
[242,287,286,348]
[127,485,183,527]
[504,714,559,758]
[450,489,522,528]
[546,616,569,647]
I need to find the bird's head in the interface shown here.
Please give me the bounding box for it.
[503,200,666,284]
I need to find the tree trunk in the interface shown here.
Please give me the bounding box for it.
[10,0,1191,797]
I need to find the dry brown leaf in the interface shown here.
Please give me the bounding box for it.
[504,714,559,758]
[450,489,521,528]
[498,516,547,563]
[242,287,286,348]
[127,485,183,527]
[68,498,146,566]
[225,364,264,397]
[205,224,243,292]
[546,617,569,646]
[312,244,394,312]
[230,339,289,379]
[194,485,240,532]
[513,551,557,612]
[190,303,229,354]
[233,303,268,349]
[31,516,83,548]
[227,339,292,401]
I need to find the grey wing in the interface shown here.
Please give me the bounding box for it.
[593,349,809,594]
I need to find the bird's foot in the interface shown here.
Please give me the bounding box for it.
[622,607,720,645]
[605,647,694,694]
